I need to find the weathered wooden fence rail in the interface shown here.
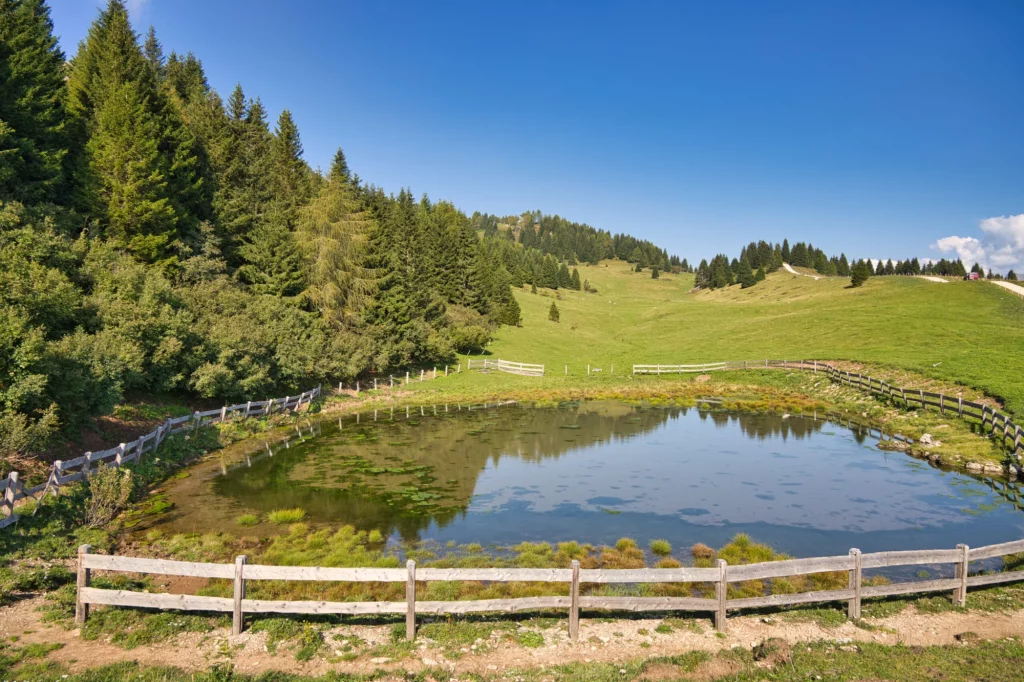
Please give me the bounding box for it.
[1,386,323,531]
[632,359,1024,461]
[74,538,1024,639]
[633,362,728,375]
[468,358,545,377]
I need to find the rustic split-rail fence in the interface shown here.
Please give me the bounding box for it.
[73,538,1024,640]
[467,358,546,377]
[633,359,1024,462]
[0,386,323,531]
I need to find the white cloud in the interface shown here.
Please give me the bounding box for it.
[126,0,149,16]
[931,215,1024,274]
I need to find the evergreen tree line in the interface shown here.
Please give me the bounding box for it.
[693,237,1021,291]
[471,210,687,274]
[0,0,549,461]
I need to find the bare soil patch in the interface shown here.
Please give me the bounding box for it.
[4,596,1023,678]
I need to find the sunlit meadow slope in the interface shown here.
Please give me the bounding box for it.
[470,262,1024,414]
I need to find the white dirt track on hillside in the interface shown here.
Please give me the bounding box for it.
[990,280,1024,297]
[782,262,820,280]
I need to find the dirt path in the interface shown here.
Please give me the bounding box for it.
[4,596,1023,678]
[917,275,949,283]
[991,280,1024,298]
[782,262,820,280]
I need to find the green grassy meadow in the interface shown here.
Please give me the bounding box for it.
[434,262,1024,414]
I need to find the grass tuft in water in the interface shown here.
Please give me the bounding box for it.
[267,508,306,524]
[235,514,259,527]
[650,539,672,556]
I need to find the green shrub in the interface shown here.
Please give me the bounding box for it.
[267,508,306,524]
[84,464,134,528]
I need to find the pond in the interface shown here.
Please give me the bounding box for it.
[152,401,1024,560]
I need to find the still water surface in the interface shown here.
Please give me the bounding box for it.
[155,402,1024,559]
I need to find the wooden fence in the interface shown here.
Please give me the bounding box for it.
[74,538,1024,640]
[1,386,322,531]
[632,359,1024,462]
[467,358,545,377]
[633,362,728,375]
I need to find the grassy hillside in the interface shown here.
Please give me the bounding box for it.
[466,262,1024,414]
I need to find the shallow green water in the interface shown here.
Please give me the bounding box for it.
[154,401,1024,559]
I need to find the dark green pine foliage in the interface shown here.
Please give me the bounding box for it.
[557,262,572,288]
[548,301,560,323]
[850,260,871,288]
[236,108,311,293]
[142,25,164,81]
[737,260,755,288]
[570,268,581,290]
[214,88,274,267]
[329,147,351,184]
[651,266,660,279]
[0,0,69,203]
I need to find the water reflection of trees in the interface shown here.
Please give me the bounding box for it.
[701,410,826,441]
[209,404,835,542]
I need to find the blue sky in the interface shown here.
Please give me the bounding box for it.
[49,1,1024,269]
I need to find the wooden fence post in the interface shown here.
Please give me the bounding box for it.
[192,411,201,434]
[406,559,417,641]
[569,559,581,640]
[715,559,728,632]
[76,544,91,625]
[232,555,247,635]
[955,544,969,607]
[220,406,227,423]
[405,372,410,384]
[244,401,252,419]
[848,548,861,620]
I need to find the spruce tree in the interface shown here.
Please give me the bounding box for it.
[85,82,177,262]
[1008,270,1018,281]
[851,260,870,288]
[0,0,69,203]
[143,25,165,81]
[737,260,755,288]
[329,147,351,184]
[499,293,521,327]
[755,265,766,281]
[571,267,581,290]
[548,301,560,323]
[634,262,642,273]
[269,109,311,214]
[651,266,660,279]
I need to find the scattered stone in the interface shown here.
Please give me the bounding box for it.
[422,657,436,666]
[955,631,980,643]
[370,657,390,664]
[920,433,934,445]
